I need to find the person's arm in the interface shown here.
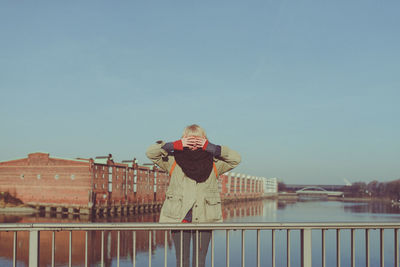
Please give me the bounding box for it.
[215,145,241,174]
[145,141,174,172]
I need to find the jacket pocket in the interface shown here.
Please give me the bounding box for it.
[204,196,222,221]
[162,194,182,219]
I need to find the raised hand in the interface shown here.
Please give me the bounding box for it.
[192,136,207,150]
[181,136,207,150]
[181,136,198,150]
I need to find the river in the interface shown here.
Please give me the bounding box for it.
[1,199,400,267]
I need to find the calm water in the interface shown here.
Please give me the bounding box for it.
[1,199,400,267]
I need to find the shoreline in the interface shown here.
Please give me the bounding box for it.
[0,205,38,214]
[0,195,397,216]
[278,193,398,204]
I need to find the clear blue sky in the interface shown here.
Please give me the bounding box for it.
[1,1,399,184]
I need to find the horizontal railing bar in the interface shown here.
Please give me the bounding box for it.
[1,222,400,231]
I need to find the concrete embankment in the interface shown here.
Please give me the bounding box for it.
[0,206,37,214]
[277,193,400,204]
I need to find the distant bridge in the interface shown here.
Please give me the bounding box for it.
[296,186,343,197]
[286,184,346,191]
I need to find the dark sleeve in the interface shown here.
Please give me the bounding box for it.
[204,141,222,157]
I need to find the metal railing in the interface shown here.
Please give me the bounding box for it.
[1,222,399,267]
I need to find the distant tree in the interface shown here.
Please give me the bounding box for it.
[367,180,379,196]
[344,182,367,197]
[277,181,286,192]
[386,179,400,200]
[344,179,400,199]
[377,183,386,197]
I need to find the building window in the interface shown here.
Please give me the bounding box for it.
[102,174,105,179]
[94,184,97,189]
[71,174,75,180]
[37,174,41,180]
[102,184,105,189]
[54,174,59,180]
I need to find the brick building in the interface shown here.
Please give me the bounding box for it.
[0,152,274,215]
[0,152,169,215]
[0,152,95,213]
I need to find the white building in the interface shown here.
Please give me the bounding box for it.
[263,177,278,194]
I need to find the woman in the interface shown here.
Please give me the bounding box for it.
[146,124,241,267]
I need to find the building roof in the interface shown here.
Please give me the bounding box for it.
[0,152,89,165]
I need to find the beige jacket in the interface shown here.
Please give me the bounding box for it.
[146,141,241,223]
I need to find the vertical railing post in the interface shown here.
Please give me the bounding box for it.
[149,231,152,267]
[321,229,326,267]
[101,231,104,267]
[351,229,355,267]
[29,230,40,267]
[395,228,399,267]
[366,229,370,267]
[211,230,215,267]
[69,231,72,267]
[287,229,291,267]
[301,229,312,267]
[133,231,136,267]
[272,229,276,267]
[180,230,183,267]
[52,231,55,267]
[381,229,385,267]
[336,229,341,267]
[257,229,260,267]
[241,230,245,267]
[117,231,120,267]
[226,230,230,267]
[196,230,199,267]
[13,232,17,267]
[164,231,168,267]
[85,231,88,267]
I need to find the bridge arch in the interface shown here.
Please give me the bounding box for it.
[296,186,328,192]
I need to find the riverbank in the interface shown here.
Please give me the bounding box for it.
[278,192,399,204]
[0,205,37,214]
[0,191,38,214]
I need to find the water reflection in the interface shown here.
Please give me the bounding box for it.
[343,201,400,215]
[0,221,173,267]
[1,199,399,267]
[0,199,268,224]
[0,200,268,267]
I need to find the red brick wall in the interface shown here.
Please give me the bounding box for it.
[111,165,128,205]
[92,164,108,205]
[136,166,153,204]
[126,168,136,203]
[0,153,92,207]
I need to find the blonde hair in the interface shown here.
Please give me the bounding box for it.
[182,124,207,138]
